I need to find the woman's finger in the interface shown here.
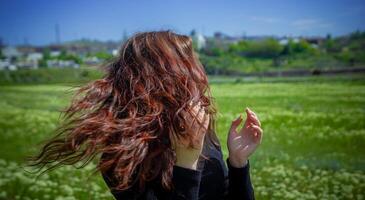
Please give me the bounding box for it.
[244,108,255,127]
[197,102,205,122]
[230,114,242,133]
[246,108,261,127]
[194,108,209,147]
[192,101,200,115]
[193,102,205,132]
[187,101,200,129]
[250,114,261,127]
[203,110,210,129]
[251,124,263,134]
[200,110,209,135]
[250,124,263,143]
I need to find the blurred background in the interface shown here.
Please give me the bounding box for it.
[0,0,364,199]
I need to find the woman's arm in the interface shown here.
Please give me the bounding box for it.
[102,165,202,200]
[170,165,202,199]
[103,101,208,199]
[170,100,208,199]
[225,159,255,200]
[225,107,263,199]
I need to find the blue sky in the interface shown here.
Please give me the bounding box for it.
[0,0,364,45]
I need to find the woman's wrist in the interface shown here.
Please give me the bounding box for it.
[228,155,248,168]
[175,158,198,170]
[174,146,201,170]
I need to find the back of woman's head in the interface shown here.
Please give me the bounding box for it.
[29,30,218,191]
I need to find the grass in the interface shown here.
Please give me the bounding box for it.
[0,75,364,199]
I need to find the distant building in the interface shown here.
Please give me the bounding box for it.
[278,37,300,45]
[190,30,206,50]
[27,52,43,61]
[111,49,119,56]
[0,47,21,70]
[17,60,38,69]
[47,60,79,68]
[2,46,22,59]
[23,52,43,69]
[0,59,17,70]
[50,51,61,57]
[305,37,324,49]
[83,56,101,66]
[214,31,242,43]
[17,45,39,55]
[279,39,289,45]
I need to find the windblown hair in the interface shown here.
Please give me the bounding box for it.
[29,30,219,191]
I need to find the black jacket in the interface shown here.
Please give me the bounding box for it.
[101,135,255,200]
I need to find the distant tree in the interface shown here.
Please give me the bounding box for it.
[58,49,68,59]
[280,40,294,56]
[42,48,51,60]
[38,48,51,68]
[281,39,318,55]
[229,38,283,58]
[57,49,82,64]
[0,49,4,59]
[323,35,340,53]
[350,30,365,40]
[326,33,332,40]
[94,51,113,60]
[292,39,312,53]
[201,38,227,56]
[0,37,4,59]
[38,59,48,68]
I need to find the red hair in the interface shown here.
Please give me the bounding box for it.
[29,30,219,191]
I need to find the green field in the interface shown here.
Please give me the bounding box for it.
[0,75,364,200]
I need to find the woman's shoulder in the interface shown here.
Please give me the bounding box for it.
[202,133,224,158]
[200,133,227,173]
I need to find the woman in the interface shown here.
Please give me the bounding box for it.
[30,30,263,199]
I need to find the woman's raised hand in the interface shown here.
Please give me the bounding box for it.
[227,107,263,168]
[172,101,209,170]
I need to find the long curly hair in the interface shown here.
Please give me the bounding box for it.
[29,30,220,191]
